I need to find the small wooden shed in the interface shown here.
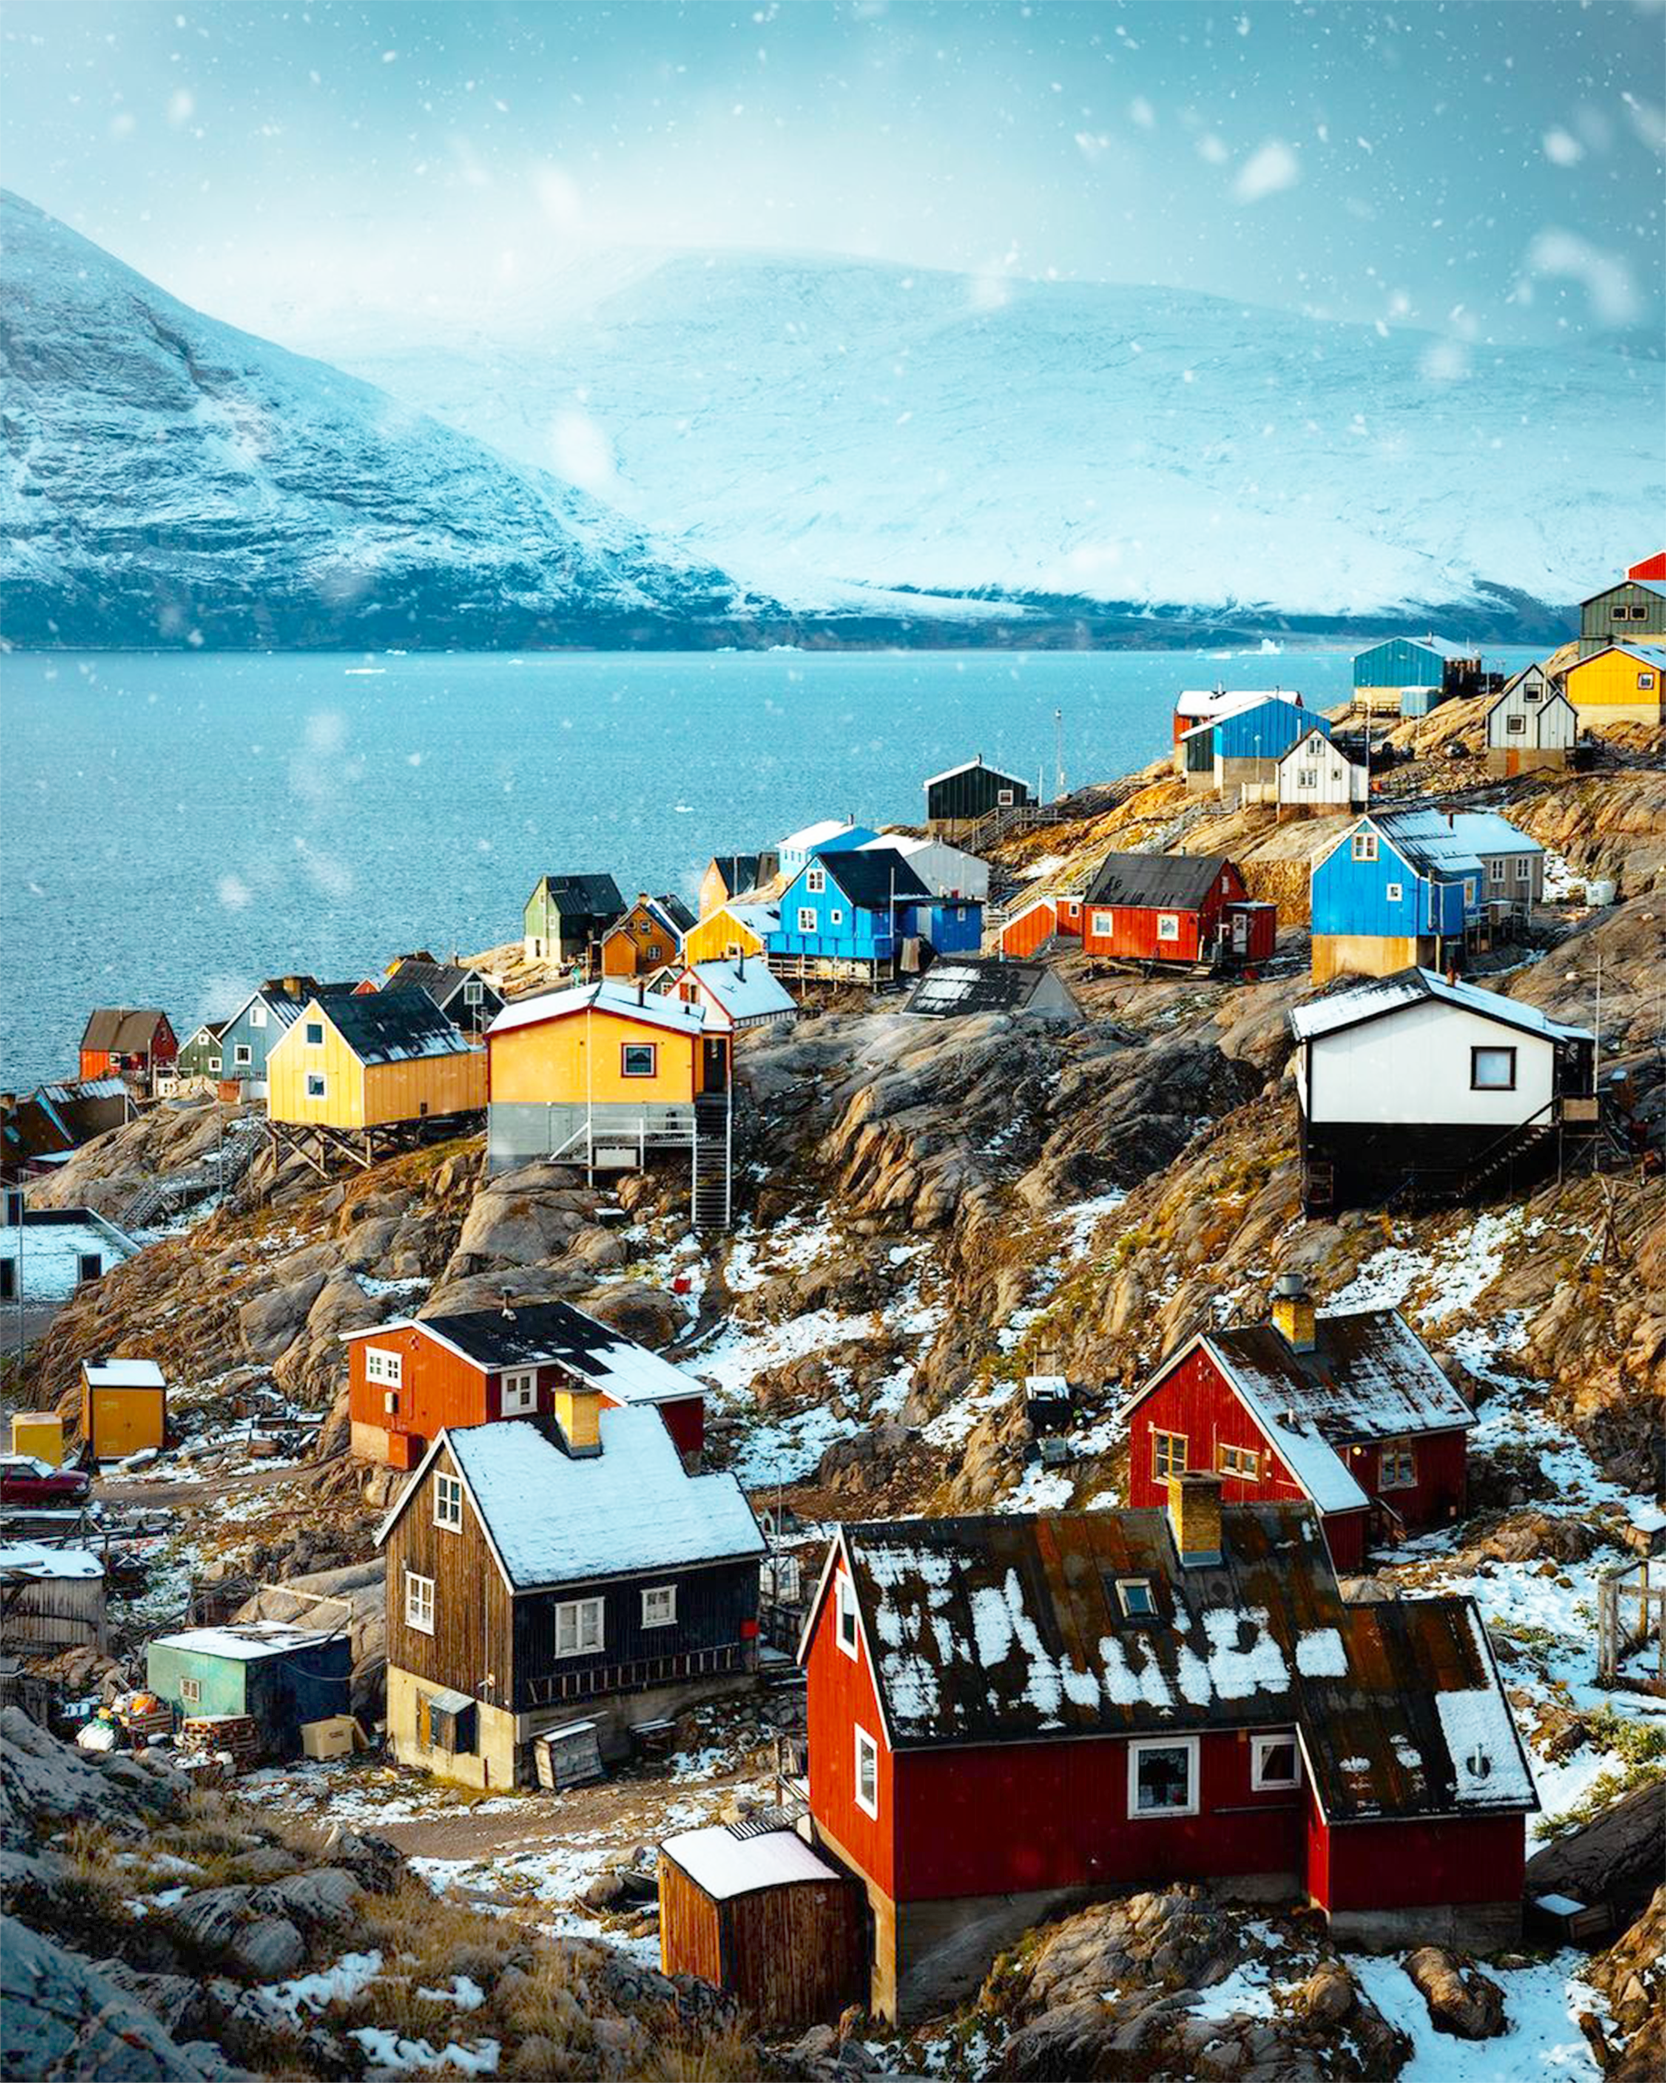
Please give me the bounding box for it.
[660,1824,866,2033]
[0,1544,107,1653]
[146,1622,353,1759]
[81,1357,166,1461]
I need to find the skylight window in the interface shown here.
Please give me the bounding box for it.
[1114,1576,1155,1620]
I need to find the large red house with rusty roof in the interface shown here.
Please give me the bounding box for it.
[799,1483,1535,2024]
[1121,1274,1473,1572]
[341,1298,705,1472]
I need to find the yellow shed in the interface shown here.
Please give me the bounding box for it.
[11,1412,65,1466]
[600,895,695,979]
[682,901,779,967]
[81,1357,167,1460]
[1563,642,1666,728]
[266,991,486,1130]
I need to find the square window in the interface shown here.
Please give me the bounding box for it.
[854,1725,880,1817]
[1522,686,1541,703]
[1152,1430,1187,1481]
[1156,913,1181,942]
[208,1057,222,1073]
[435,1471,464,1531]
[797,906,818,933]
[1612,605,1628,620]
[806,867,826,894]
[405,1570,435,1634]
[1351,832,1378,862]
[555,1596,604,1657]
[1384,881,1403,903]
[233,1043,253,1066]
[1129,1736,1198,1818]
[1506,715,1527,734]
[1115,1577,1155,1620]
[1090,910,1115,937]
[836,1572,860,1660]
[621,1043,657,1078]
[365,1348,402,1388]
[1380,1439,1417,1490]
[1640,674,1657,692]
[304,1021,324,1047]
[500,1370,536,1416]
[829,908,844,925]
[1631,605,1650,620]
[641,1584,677,1629]
[306,1073,326,1099]
[997,788,1015,806]
[1251,1733,1301,1791]
[180,1677,202,1707]
[1471,1046,1516,1091]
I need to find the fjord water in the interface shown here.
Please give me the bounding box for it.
[0,646,1537,1088]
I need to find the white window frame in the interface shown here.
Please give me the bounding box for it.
[1514,856,1532,881]
[249,1002,267,1029]
[1089,910,1115,937]
[805,866,827,895]
[434,1471,464,1531]
[854,1723,880,1818]
[405,1570,435,1635]
[1156,913,1181,943]
[1384,881,1403,903]
[500,1369,537,1416]
[463,979,484,1005]
[554,1595,605,1658]
[180,1676,202,1706]
[797,906,818,933]
[835,1571,860,1661]
[208,1056,222,1073]
[997,787,1015,807]
[1351,832,1378,862]
[304,1020,325,1047]
[1640,672,1657,692]
[1128,1734,1200,1819]
[1296,768,1317,790]
[620,1042,657,1079]
[233,1043,253,1066]
[1115,1577,1155,1620]
[305,1072,327,1100]
[365,1347,402,1388]
[1251,1731,1302,1792]
[1489,858,1507,884]
[641,1584,677,1629]
[828,907,844,925]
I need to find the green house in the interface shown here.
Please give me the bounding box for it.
[175,1021,227,1081]
[146,1622,352,1759]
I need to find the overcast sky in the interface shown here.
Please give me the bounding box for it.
[3,0,1661,349]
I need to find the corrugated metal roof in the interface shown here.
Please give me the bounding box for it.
[78,1008,168,1053]
[816,847,932,908]
[1289,967,1590,1046]
[836,1506,1535,1820]
[490,978,708,1039]
[1084,852,1233,909]
[315,989,474,1065]
[1206,1312,1474,1444]
[1358,808,1484,878]
[344,1297,698,1406]
[904,958,1073,1018]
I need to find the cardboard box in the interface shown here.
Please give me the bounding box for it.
[300,1715,363,1760]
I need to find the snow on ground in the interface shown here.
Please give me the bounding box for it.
[244,1757,532,1826]
[347,2028,499,2074]
[1349,1953,1606,2081]
[1329,1211,1538,1324]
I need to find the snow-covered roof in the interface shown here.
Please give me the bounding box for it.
[662,1825,842,1900]
[389,1410,763,1592]
[81,1358,166,1389]
[1176,687,1303,723]
[1333,808,1484,879]
[1570,640,1666,670]
[1289,968,1591,1046]
[153,1621,341,1663]
[0,1543,103,1582]
[342,1298,701,1408]
[489,979,709,1040]
[1204,1311,1474,1447]
[682,960,798,1028]
[779,818,860,852]
[1449,811,1544,858]
[827,1508,1535,1821]
[722,901,782,936]
[1355,633,1470,663]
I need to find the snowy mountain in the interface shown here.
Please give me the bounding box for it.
[0,195,762,650]
[300,251,1664,635]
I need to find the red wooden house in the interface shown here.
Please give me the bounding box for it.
[342,1297,705,1472]
[1121,1274,1473,1572]
[1626,551,1666,583]
[1081,853,1275,969]
[800,1483,1535,2024]
[997,892,1084,959]
[78,1008,178,1084]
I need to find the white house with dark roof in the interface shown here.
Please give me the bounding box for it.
[1486,667,1577,776]
[1289,967,1597,1212]
[1277,724,1367,813]
[378,1404,763,1786]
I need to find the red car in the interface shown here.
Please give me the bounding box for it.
[0,1454,92,1507]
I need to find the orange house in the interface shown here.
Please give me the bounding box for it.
[485,980,729,1187]
[599,894,695,979]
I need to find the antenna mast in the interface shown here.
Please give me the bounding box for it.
[1053,707,1066,802]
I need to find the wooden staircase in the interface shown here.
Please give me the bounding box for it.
[691,1094,732,1231]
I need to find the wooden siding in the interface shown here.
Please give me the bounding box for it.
[1563,646,1665,720]
[1579,581,1666,652]
[998,901,1058,959]
[349,1325,491,1459]
[489,1005,712,1109]
[925,765,1033,823]
[660,1859,865,2033]
[508,1556,757,1713]
[601,903,683,978]
[360,1048,486,1127]
[384,1442,518,1715]
[1,1572,105,1653]
[1311,1805,1525,1912]
[266,1008,365,1125]
[684,908,770,964]
[1081,864,1257,966]
[806,1563,897,1896]
[83,1382,166,1459]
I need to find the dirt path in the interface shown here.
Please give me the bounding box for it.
[94,1460,306,1510]
[368,1765,753,1864]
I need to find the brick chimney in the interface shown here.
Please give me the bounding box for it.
[1271,1270,1317,1353]
[553,1383,604,1458]
[1167,1471,1224,1567]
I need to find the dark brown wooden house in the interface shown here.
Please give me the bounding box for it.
[377,1396,764,1788]
[659,1825,866,2032]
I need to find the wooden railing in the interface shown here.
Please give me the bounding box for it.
[523,1639,755,1708]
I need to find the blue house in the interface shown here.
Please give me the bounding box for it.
[776,820,879,881]
[767,846,932,982]
[1310,808,1483,985]
[899,893,985,956]
[1352,635,1487,716]
[1182,697,1325,796]
[214,976,321,1097]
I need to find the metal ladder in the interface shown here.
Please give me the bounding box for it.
[691,1094,732,1231]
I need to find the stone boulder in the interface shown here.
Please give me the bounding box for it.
[0,1706,182,1849]
[166,1885,307,1981]
[235,1270,329,1363]
[1475,1510,1597,1564]
[1525,1780,1666,1928]
[1404,1946,1507,2040]
[0,1917,242,2080]
[444,1167,600,1277]
[582,1282,691,1351]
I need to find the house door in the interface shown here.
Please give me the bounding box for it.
[701,1039,729,1092]
[1232,912,1249,955]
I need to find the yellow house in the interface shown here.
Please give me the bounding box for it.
[266,990,486,1131]
[697,853,779,920]
[1563,642,1666,728]
[81,1358,166,1461]
[599,894,695,979]
[681,901,779,967]
[486,979,729,1178]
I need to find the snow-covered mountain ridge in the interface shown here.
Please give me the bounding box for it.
[0,194,762,649]
[302,249,1664,631]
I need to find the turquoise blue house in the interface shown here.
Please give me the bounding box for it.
[768,846,932,981]
[1310,808,1483,984]
[213,977,320,1096]
[1182,697,1324,794]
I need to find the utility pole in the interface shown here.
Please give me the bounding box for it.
[1054,708,1066,802]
